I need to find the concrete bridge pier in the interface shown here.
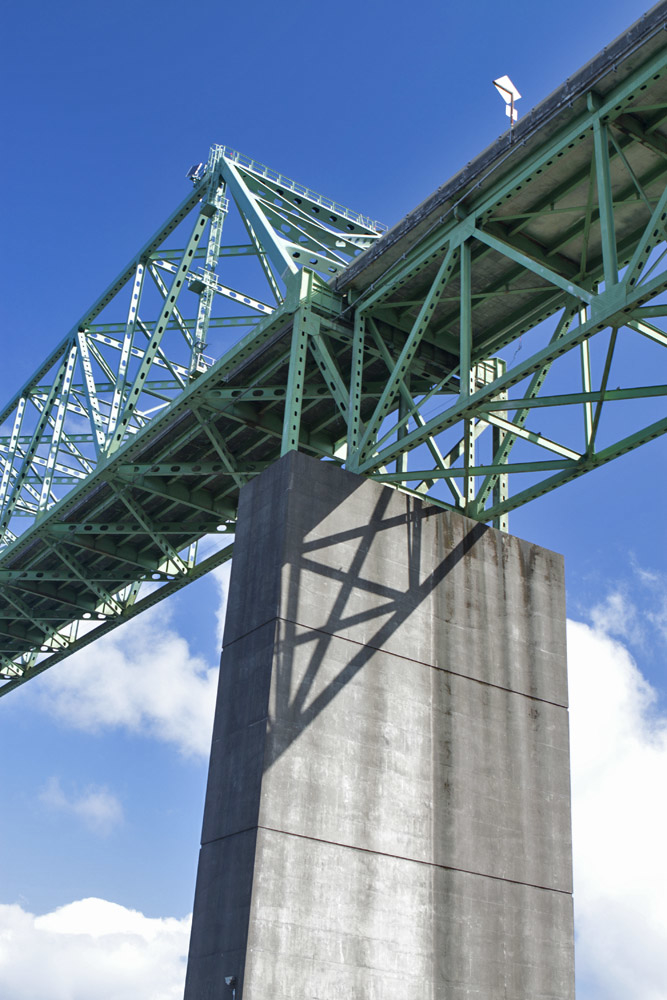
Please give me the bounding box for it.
[184,450,574,1000]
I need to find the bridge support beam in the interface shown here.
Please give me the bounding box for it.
[184,451,574,1000]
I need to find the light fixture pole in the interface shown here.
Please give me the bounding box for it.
[493,75,521,141]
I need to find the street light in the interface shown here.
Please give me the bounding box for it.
[493,75,521,140]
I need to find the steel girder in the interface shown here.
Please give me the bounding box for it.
[1,16,667,693]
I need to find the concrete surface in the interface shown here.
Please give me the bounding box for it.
[184,451,574,1000]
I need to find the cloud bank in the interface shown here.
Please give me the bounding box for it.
[0,898,189,1000]
[568,614,667,1000]
[12,568,666,999]
[36,604,219,758]
[40,776,124,835]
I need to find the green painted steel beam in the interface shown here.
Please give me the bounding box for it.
[0,543,234,693]
[355,265,667,475]
[483,413,667,519]
[476,384,667,410]
[1,21,667,690]
[117,461,270,477]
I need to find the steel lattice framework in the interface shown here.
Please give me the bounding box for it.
[1,9,667,694]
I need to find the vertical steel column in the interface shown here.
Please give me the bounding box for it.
[346,310,365,471]
[76,331,106,456]
[460,241,475,510]
[0,398,26,510]
[579,308,594,452]
[191,168,228,377]
[460,240,473,398]
[395,375,410,475]
[281,284,316,456]
[491,358,508,532]
[38,343,79,512]
[593,118,618,288]
[107,263,145,444]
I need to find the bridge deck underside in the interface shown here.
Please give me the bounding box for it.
[342,66,667,364]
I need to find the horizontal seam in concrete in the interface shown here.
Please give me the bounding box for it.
[257,824,573,897]
[223,614,569,710]
[201,822,573,897]
[200,824,260,850]
[222,613,280,651]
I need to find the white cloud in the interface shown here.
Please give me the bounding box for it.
[40,777,123,835]
[197,533,234,647]
[36,603,219,758]
[568,615,667,1000]
[587,562,667,650]
[212,557,233,647]
[0,898,190,1000]
[21,555,667,999]
[588,589,640,643]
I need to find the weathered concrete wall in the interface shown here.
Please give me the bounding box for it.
[184,451,574,1000]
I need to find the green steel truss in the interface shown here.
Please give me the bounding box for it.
[2,25,667,693]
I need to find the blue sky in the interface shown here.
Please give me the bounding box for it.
[1,2,666,998]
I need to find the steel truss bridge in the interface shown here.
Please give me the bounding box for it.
[1,8,666,694]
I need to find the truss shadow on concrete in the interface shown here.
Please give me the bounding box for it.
[268,493,488,765]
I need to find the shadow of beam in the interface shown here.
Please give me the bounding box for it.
[266,488,487,769]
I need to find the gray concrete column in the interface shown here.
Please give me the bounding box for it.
[184,451,574,1000]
